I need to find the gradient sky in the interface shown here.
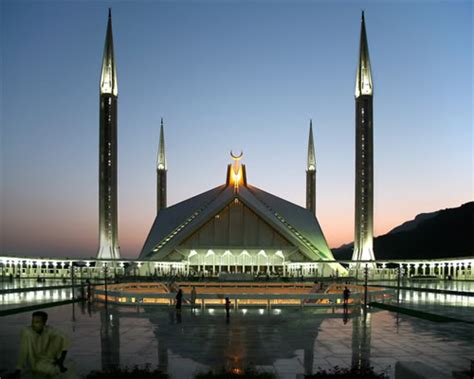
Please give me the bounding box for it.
[1,0,472,259]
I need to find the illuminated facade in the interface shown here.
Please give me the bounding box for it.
[97,9,121,260]
[139,153,346,276]
[352,11,375,266]
[1,255,472,280]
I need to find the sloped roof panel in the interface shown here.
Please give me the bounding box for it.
[138,185,226,260]
[139,183,336,263]
[246,185,335,260]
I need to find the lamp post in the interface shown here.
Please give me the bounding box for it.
[397,265,401,303]
[70,263,75,300]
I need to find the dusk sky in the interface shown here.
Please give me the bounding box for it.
[1,1,472,259]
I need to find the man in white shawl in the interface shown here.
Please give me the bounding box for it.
[14,311,69,377]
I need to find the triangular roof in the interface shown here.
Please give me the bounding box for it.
[139,183,337,264]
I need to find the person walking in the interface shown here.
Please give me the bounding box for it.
[225,297,231,318]
[86,279,92,302]
[190,286,197,311]
[176,289,183,312]
[79,282,86,301]
[343,286,351,305]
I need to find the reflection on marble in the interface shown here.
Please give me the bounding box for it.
[0,279,73,291]
[1,288,73,310]
[351,309,371,371]
[100,308,121,370]
[373,280,474,293]
[0,302,473,379]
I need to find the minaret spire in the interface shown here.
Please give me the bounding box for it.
[156,118,167,215]
[355,11,373,98]
[307,119,316,171]
[306,119,316,215]
[100,8,118,96]
[352,11,375,268]
[97,9,120,260]
[157,118,167,170]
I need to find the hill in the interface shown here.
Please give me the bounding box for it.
[332,202,474,260]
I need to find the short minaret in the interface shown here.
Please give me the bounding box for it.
[97,9,120,260]
[306,120,316,215]
[156,118,167,214]
[352,11,375,265]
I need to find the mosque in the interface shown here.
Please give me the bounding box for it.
[139,146,346,277]
[1,11,473,281]
[94,10,376,277]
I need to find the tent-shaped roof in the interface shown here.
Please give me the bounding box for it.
[138,182,338,265]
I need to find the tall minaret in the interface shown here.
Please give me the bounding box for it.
[97,9,120,260]
[306,119,316,215]
[156,118,167,214]
[352,11,375,265]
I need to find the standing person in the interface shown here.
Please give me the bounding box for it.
[79,282,86,301]
[86,279,92,302]
[190,286,197,311]
[176,289,183,312]
[13,311,69,377]
[343,286,351,305]
[225,297,231,318]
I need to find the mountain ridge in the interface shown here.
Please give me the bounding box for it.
[332,202,474,260]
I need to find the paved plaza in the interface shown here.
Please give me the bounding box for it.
[0,281,473,379]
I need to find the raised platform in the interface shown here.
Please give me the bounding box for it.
[93,281,394,307]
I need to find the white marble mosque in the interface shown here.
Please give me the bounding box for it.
[1,12,472,283]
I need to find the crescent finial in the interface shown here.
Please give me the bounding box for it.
[230,150,243,161]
